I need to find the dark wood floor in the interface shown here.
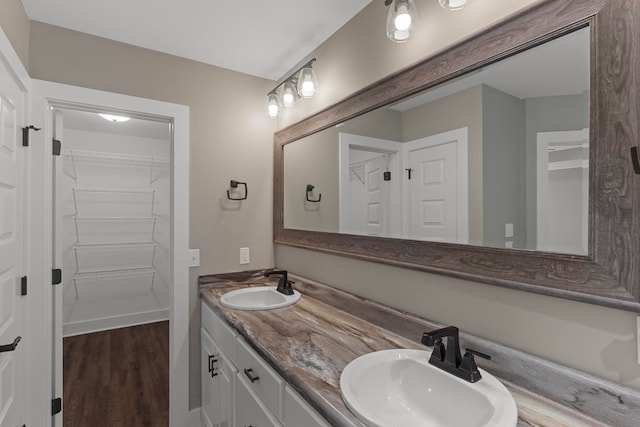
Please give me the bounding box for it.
[63,321,169,427]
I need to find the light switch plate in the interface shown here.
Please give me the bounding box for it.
[240,247,250,265]
[188,249,200,267]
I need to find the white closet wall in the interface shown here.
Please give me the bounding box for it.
[62,125,171,336]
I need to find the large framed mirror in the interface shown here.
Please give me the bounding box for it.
[274,0,640,312]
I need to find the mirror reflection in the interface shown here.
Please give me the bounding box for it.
[283,27,589,255]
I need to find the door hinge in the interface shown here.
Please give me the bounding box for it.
[52,269,62,285]
[21,276,27,296]
[22,125,42,147]
[51,397,62,415]
[52,138,62,156]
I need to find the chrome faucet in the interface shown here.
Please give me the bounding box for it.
[421,326,491,383]
[263,269,294,295]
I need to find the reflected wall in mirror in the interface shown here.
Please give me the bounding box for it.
[274,0,640,313]
[284,28,589,255]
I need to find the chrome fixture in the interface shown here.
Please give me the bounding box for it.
[266,58,317,117]
[385,0,471,43]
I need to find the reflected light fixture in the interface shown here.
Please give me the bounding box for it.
[266,58,317,118]
[99,113,131,122]
[385,0,418,43]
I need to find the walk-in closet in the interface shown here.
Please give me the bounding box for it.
[60,109,171,336]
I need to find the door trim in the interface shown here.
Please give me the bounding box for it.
[30,80,190,426]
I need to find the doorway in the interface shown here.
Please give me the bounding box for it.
[55,107,171,424]
[31,80,190,426]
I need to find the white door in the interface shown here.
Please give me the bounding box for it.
[365,155,389,236]
[404,128,468,243]
[0,49,26,427]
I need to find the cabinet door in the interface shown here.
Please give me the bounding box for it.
[201,328,235,427]
[235,376,282,427]
[283,386,331,427]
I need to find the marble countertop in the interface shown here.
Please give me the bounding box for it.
[199,270,639,427]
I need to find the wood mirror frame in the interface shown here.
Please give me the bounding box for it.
[274,0,640,313]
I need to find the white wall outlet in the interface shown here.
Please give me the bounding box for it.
[505,223,514,238]
[504,240,513,249]
[188,249,200,268]
[240,247,250,265]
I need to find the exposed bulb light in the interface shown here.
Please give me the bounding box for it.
[439,0,471,10]
[297,67,317,98]
[281,81,298,107]
[267,93,280,118]
[386,0,418,43]
[265,58,317,117]
[99,113,131,122]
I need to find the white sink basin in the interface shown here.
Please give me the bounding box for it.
[340,349,517,427]
[220,286,300,311]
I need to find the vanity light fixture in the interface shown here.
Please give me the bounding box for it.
[99,113,131,122]
[385,0,418,43]
[266,58,317,117]
[385,0,471,43]
[439,0,471,11]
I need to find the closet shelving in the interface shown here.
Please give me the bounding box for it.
[65,149,167,299]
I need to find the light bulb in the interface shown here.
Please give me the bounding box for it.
[297,68,317,98]
[281,81,298,107]
[386,0,417,43]
[266,93,279,117]
[394,4,412,31]
[439,0,470,10]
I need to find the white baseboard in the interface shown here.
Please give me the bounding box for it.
[63,309,170,337]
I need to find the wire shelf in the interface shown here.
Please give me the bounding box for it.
[72,187,156,216]
[74,243,157,273]
[73,216,157,244]
[71,268,156,298]
[64,149,169,184]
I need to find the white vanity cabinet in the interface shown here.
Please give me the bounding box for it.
[201,301,331,427]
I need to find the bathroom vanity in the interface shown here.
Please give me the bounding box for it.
[200,270,640,427]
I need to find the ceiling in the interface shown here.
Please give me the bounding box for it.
[20,0,373,81]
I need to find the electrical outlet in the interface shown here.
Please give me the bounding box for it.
[240,247,250,265]
[637,316,640,365]
[188,249,200,267]
[504,240,513,249]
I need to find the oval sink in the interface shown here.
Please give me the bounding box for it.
[340,349,517,427]
[220,286,300,311]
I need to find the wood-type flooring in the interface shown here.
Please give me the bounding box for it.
[63,321,169,426]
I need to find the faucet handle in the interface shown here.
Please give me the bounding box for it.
[466,348,491,360]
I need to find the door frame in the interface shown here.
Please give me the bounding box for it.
[30,80,190,426]
[338,132,402,236]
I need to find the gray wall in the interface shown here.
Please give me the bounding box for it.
[0,0,29,69]
[275,0,640,390]
[482,85,525,248]
[26,22,276,408]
